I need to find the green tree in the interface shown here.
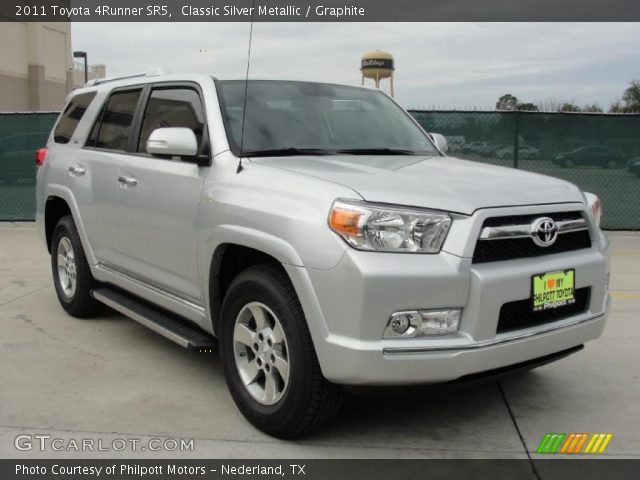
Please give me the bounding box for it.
[622,79,640,113]
[496,94,519,111]
[517,102,539,111]
[559,102,581,112]
[518,102,538,112]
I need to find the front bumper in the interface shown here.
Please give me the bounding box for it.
[287,219,610,386]
[335,307,607,385]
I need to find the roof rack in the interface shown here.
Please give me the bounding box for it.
[85,68,168,87]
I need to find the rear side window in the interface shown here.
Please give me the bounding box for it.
[53,92,96,144]
[137,88,205,153]
[87,89,142,151]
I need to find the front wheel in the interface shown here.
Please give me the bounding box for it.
[219,264,342,438]
[51,215,100,317]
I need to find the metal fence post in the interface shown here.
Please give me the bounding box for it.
[513,110,520,169]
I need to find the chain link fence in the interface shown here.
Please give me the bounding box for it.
[411,110,640,230]
[0,110,639,229]
[0,113,58,221]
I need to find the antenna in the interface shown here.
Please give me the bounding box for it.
[237,0,256,174]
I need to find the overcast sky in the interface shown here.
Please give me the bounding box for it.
[72,22,640,109]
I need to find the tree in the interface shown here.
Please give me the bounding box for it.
[559,102,581,112]
[622,79,640,113]
[537,98,563,112]
[609,100,624,113]
[496,94,519,111]
[582,103,603,113]
[516,102,539,112]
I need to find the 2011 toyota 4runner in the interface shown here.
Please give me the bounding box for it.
[36,73,610,437]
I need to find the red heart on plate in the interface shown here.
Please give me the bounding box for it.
[547,279,556,289]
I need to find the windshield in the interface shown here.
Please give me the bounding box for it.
[216,80,439,157]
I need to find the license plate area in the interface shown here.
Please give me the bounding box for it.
[532,269,576,312]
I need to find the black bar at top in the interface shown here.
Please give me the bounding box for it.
[2,0,640,22]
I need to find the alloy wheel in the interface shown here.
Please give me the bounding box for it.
[56,236,77,298]
[232,302,290,406]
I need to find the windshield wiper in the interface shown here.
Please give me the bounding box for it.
[242,148,337,158]
[336,148,419,156]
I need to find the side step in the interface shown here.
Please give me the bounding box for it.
[92,288,216,350]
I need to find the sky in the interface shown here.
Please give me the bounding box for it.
[72,22,640,110]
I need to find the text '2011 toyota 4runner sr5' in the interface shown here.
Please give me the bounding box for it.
[36,73,610,437]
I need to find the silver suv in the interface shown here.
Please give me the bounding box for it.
[36,73,610,437]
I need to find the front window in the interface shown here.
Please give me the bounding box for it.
[216,80,439,157]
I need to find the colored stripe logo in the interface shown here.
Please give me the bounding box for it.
[536,433,612,454]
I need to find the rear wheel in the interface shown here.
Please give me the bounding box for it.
[219,264,342,438]
[51,215,100,317]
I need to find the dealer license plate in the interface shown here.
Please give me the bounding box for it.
[532,270,576,312]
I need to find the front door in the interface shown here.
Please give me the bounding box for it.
[116,85,208,303]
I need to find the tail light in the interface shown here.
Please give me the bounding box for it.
[35,148,48,167]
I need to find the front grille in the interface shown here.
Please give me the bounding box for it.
[473,212,591,264]
[497,287,590,334]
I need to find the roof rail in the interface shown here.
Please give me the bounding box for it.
[85,68,168,87]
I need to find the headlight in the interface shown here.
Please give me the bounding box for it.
[584,192,602,228]
[329,199,452,253]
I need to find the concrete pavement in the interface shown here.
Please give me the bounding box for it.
[0,224,638,459]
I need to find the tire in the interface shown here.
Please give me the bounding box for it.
[219,264,342,438]
[607,160,618,169]
[51,215,100,318]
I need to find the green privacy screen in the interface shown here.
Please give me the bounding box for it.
[0,110,639,229]
[410,110,640,230]
[0,113,58,221]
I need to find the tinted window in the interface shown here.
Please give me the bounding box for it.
[88,89,141,151]
[53,92,96,144]
[217,80,437,156]
[137,88,205,153]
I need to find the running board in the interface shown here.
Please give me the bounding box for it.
[92,288,216,350]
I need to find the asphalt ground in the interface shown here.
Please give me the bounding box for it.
[0,224,638,459]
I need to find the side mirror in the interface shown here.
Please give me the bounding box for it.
[147,127,199,158]
[430,133,448,154]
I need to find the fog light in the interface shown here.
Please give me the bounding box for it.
[384,309,461,338]
[389,313,413,334]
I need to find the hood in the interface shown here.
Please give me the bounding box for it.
[250,155,585,215]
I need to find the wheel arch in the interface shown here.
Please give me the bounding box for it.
[42,185,97,265]
[202,225,307,333]
[208,242,289,335]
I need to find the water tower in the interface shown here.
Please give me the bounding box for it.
[361,50,395,97]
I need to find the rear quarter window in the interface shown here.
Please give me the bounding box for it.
[53,92,97,144]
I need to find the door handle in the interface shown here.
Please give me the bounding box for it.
[68,164,86,177]
[118,175,138,187]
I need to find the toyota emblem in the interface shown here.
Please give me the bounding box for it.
[531,217,558,247]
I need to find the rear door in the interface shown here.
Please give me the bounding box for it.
[115,83,209,303]
[76,87,144,266]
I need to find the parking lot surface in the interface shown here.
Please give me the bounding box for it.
[0,224,638,459]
